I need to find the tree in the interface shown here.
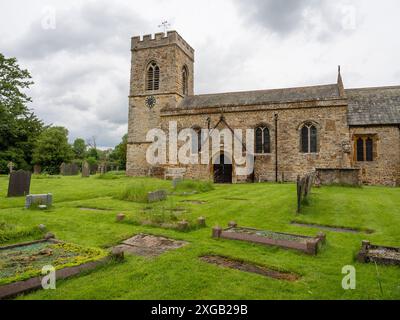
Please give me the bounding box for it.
[110,134,127,169]
[72,138,86,159]
[32,126,73,174]
[0,53,44,172]
[87,147,100,160]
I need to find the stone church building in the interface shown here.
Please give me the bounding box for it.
[127,31,400,186]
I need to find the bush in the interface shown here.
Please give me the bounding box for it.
[97,172,122,180]
[174,180,214,193]
[116,183,156,203]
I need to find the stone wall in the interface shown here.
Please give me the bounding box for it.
[157,101,352,183]
[350,126,400,186]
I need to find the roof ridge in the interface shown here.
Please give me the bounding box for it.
[346,85,400,91]
[187,83,339,98]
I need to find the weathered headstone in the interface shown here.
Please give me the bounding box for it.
[172,177,183,188]
[68,163,79,175]
[25,193,53,209]
[60,162,66,175]
[98,163,107,175]
[82,161,90,177]
[89,164,98,175]
[60,163,79,176]
[7,170,31,197]
[147,190,167,203]
[7,162,14,174]
[33,164,41,175]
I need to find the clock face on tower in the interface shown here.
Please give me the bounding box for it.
[145,95,157,109]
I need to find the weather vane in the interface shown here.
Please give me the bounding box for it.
[158,20,171,34]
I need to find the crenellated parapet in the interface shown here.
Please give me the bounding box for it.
[131,30,194,61]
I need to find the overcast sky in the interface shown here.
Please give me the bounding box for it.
[1,0,399,148]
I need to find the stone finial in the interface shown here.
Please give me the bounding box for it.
[111,247,125,261]
[317,232,326,243]
[197,217,206,227]
[178,220,189,231]
[228,221,237,228]
[212,226,222,238]
[44,232,55,240]
[116,213,126,222]
[361,240,371,251]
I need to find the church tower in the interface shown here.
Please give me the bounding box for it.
[127,31,195,176]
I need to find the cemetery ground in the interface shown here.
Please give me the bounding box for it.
[0,174,399,300]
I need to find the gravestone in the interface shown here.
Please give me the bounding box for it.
[25,193,53,209]
[33,165,41,175]
[60,163,79,176]
[98,163,107,175]
[7,162,14,174]
[172,177,183,188]
[89,164,98,175]
[7,170,31,197]
[147,190,167,203]
[60,163,66,175]
[82,161,90,178]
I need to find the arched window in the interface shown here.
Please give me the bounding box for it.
[182,66,188,95]
[146,61,160,91]
[300,122,318,153]
[356,137,364,161]
[191,127,202,154]
[354,135,375,162]
[366,137,373,161]
[255,126,270,154]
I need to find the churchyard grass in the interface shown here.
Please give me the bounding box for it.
[0,174,399,300]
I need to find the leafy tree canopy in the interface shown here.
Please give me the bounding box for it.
[72,138,87,159]
[32,126,73,174]
[110,134,127,169]
[0,53,44,173]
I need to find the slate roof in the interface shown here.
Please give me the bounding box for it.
[178,84,341,109]
[346,86,400,125]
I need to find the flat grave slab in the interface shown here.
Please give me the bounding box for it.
[0,239,109,299]
[180,200,207,205]
[291,221,374,234]
[201,255,300,281]
[148,190,167,203]
[113,234,188,257]
[213,224,326,255]
[357,241,400,266]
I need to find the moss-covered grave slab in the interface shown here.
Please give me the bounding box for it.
[0,239,109,299]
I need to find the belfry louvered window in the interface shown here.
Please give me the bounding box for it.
[182,66,188,95]
[300,123,318,153]
[255,126,271,154]
[146,62,160,91]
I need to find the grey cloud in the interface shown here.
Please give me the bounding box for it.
[4,0,146,147]
[9,1,148,59]
[236,0,356,39]
[239,0,314,34]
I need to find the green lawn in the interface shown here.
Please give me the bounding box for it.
[0,174,399,300]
